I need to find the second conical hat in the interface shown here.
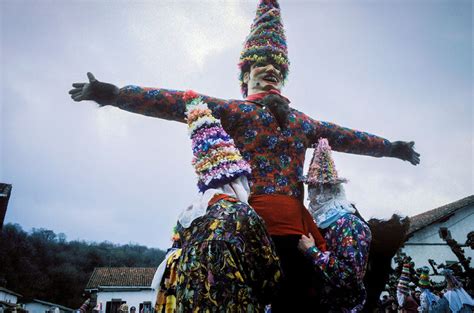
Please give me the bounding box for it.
[304,138,347,185]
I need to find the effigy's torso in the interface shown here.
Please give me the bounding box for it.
[216,100,313,199]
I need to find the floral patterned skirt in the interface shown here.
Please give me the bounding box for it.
[155,249,182,313]
[174,197,281,312]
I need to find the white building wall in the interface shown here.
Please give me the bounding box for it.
[401,205,474,281]
[96,289,155,312]
[0,291,18,304]
[23,303,50,313]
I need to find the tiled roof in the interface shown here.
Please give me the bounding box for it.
[85,267,157,289]
[0,286,22,297]
[408,195,474,234]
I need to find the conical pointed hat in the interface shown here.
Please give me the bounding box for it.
[304,138,347,185]
[418,267,431,288]
[239,0,289,96]
[184,90,251,192]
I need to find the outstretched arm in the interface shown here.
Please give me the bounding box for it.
[306,116,420,165]
[69,73,229,123]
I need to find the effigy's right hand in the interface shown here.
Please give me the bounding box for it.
[69,72,119,106]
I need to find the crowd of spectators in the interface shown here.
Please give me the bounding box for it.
[374,255,473,313]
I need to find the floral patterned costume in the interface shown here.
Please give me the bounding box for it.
[155,248,182,312]
[173,195,281,312]
[115,88,392,200]
[115,87,386,311]
[305,213,372,312]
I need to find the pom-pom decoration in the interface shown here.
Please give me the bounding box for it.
[397,263,412,295]
[304,138,347,186]
[184,90,251,192]
[239,0,289,97]
[418,266,431,287]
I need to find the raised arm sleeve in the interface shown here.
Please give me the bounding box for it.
[305,115,392,157]
[115,86,229,123]
[304,216,371,288]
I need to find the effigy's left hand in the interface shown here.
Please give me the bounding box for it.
[390,141,420,166]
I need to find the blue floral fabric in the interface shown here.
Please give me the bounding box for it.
[116,87,392,198]
[305,214,372,311]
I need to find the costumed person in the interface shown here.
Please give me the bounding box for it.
[415,287,422,305]
[156,91,281,312]
[78,299,91,313]
[397,263,421,313]
[418,266,439,313]
[152,227,182,312]
[69,0,420,310]
[297,138,372,312]
[431,269,474,313]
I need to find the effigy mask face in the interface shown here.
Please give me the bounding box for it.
[243,62,284,96]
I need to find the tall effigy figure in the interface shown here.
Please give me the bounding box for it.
[69,0,420,310]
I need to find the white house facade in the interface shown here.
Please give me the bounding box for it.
[95,289,155,313]
[22,299,73,313]
[400,195,473,281]
[0,287,21,312]
[86,267,157,313]
[21,303,47,313]
[0,288,19,305]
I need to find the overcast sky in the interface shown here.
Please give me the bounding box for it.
[1,0,472,249]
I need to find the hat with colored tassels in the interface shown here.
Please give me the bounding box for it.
[397,263,412,295]
[418,267,431,288]
[239,0,289,97]
[304,138,347,186]
[184,90,251,192]
[441,269,462,289]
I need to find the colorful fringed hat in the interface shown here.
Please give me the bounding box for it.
[184,90,251,192]
[304,138,347,185]
[418,267,431,288]
[239,0,289,97]
[441,269,463,289]
[397,263,412,295]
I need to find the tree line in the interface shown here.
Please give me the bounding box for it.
[0,223,166,309]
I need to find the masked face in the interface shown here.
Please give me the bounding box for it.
[243,62,283,96]
[308,184,345,210]
[308,187,322,211]
[229,176,251,204]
